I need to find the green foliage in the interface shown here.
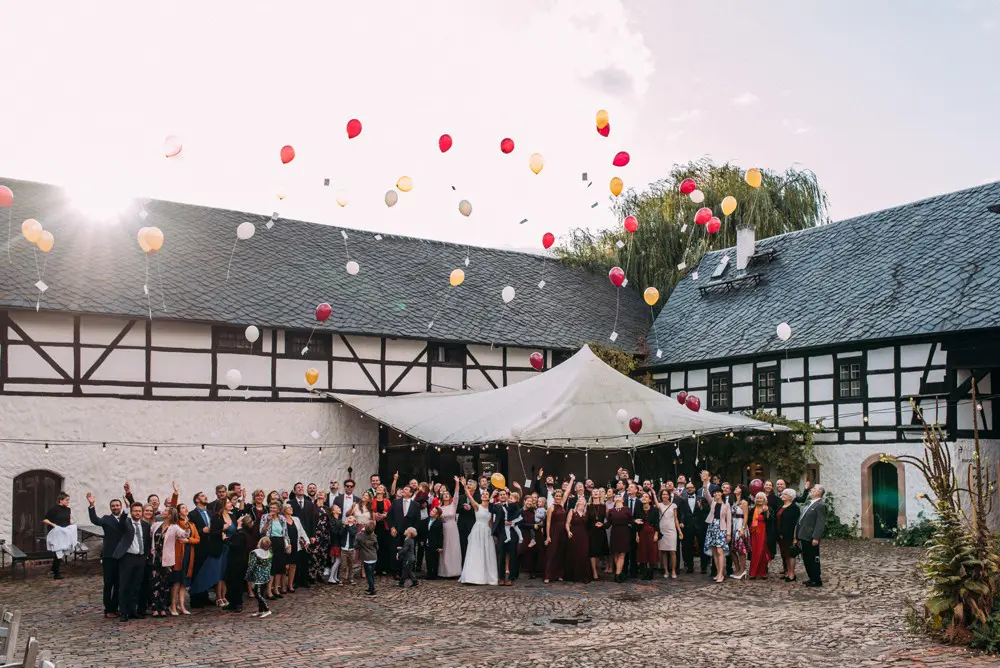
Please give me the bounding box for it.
[891,511,935,547]
[588,342,652,388]
[971,597,1000,654]
[555,159,829,299]
[822,492,859,539]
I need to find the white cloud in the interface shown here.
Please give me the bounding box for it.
[667,109,703,123]
[731,92,760,106]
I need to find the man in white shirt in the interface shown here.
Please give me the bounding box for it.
[334,480,360,515]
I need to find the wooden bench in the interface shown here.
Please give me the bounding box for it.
[0,607,21,664]
[0,544,28,580]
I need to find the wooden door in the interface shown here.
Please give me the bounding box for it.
[12,470,63,555]
[871,462,899,539]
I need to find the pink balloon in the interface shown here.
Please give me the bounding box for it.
[280,145,295,164]
[0,186,12,208]
[597,123,610,137]
[676,390,688,405]
[629,417,642,434]
[685,395,701,412]
[500,138,515,154]
[315,302,332,322]
[164,135,182,158]
[542,232,555,249]
[749,479,763,496]
[346,119,363,139]
[694,207,712,225]
[529,352,544,371]
[608,266,625,287]
[438,134,453,153]
[679,178,697,195]
[612,151,630,167]
[706,217,721,234]
[623,216,638,233]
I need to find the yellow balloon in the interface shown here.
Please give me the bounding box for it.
[396,176,413,193]
[336,191,349,207]
[145,227,164,252]
[745,168,762,189]
[721,195,738,217]
[643,286,659,307]
[21,219,42,243]
[37,230,55,253]
[529,153,545,175]
[305,368,320,386]
[491,472,506,490]
[137,227,152,252]
[449,268,465,287]
[610,177,623,197]
[596,109,609,130]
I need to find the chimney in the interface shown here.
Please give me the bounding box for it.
[736,227,756,271]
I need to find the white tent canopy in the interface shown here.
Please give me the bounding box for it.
[330,345,782,450]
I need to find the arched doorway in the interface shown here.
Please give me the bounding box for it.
[12,470,64,555]
[871,462,899,538]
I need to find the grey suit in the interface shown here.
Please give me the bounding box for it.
[796,498,826,585]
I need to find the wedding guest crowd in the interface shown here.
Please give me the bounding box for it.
[47,465,826,622]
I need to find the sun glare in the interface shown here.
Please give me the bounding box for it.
[63,181,136,222]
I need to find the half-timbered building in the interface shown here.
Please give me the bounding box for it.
[646,181,1000,537]
[0,178,648,554]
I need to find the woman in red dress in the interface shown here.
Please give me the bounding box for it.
[564,498,591,583]
[544,489,568,583]
[748,491,772,579]
[634,492,660,580]
[607,494,632,583]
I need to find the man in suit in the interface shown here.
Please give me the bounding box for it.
[364,474,380,500]
[113,501,151,622]
[422,506,444,579]
[695,471,715,573]
[87,493,127,617]
[332,479,360,515]
[456,478,478,562]
[623,483,642,578]
[390,485,422,571]
[795,484,827,587]
[206,484,228,514]
[491,488,522,585]
[188,491,213,608]
[289,482,315,586]
[676,482,697,574]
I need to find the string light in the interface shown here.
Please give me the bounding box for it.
[319,447,323,454]
[243,446,248,455]
[102,442,107,453]
[44,442,49,453]
[154,446,158,454]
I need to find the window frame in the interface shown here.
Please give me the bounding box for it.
[753,365,780,409]
[551,350,573,367]
[708,371,732,412]
[284,330,331,360]
[214,326,255,354]
[654,380,670,396]
[431,343,466,367]
[836,359,865,401]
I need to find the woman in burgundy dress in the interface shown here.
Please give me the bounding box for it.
[564,498,591,583]
[544,489,568,583]
[607,494,632,583]
[587,488,608,580]
[634,492,660,580]
[749,491,772,579]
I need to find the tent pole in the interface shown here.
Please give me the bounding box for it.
[585,449,589,479]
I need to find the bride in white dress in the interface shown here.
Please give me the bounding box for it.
[459,489,499,586]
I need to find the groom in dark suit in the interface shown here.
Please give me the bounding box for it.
[491,489,522,586]
[456,478,479,562]
[390,485,422,572]
[114,501,151,622]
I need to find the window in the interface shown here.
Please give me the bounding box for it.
[431,343,466,366]
[286,331,330,359]
[654,380,670,396]
[838,361,863,399]
[807,463,821,485]
[709,372,731,410]
[215,326,254,353]
[551,350,572,366]
[755,367,778,407]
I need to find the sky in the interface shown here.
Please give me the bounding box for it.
[0,0,997,252]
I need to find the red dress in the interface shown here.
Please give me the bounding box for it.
[635,505,660,565]
[608,507,632,554]
[564,511,592,582]
[749,507,771,578]
[545,505,567,581]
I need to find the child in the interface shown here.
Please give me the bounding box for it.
[531,498,547,548]
[356,521,379,596]
[327,504,343,584]
[339,515,358,585]
[246,537,273,619]
[422,506,443,580]
[397,527,418,588]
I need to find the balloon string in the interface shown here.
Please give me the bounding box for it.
[611,287,620,335]
[428,288,453,331]
[7,209,11,264]
[302,326,316,354]
[489,303,507,350]
[225,239,239,281]
[624,234,634,280]
[33,245,40,281]
[649,305,660,351]
[155,252,167,312]
[342,236,351,262]
[145,254,153,321]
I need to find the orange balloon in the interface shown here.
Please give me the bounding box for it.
[305,368,320,386]
[36,230,55,253]
[610,177,623,197]
[137,227,152,252]
[145,227,164,252]
[21,219,42,243]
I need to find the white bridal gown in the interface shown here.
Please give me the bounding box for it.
[459,505,499,585]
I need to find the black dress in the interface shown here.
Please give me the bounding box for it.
[587,505,609,557]
[608,507,632,554]
[565,511,592,583]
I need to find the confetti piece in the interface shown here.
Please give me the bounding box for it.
[591,202,599,208]
[538,280,546,289]
[266,220,274,230]
[609,331,618,342]
[341,230,348,240]
[615,240,625,249]
[721,254,730,265]
[451,185,456,191]
[621,278,628,287]
[374,234,383,241]
[36,280,48,293]
[677,262,687,270]
[143,284,148,295]
[464,257,470,267]
[692,271,699,280]
[271,212,279,221]
[587,182,593,188]
[323,178,330,186]
[681,224,687,233]
[138,209,148,220]
[656,349,663,358]
[582,172,588,181]
[519,218,528,225]
[310,430,320,440]
[427,321,434,330]
[301,346,309,356]
[244,389,251,400]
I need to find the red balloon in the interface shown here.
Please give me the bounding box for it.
[315,302,332,322]
[685,395,701,412]
[706,217,721,234]
[612,151,630,167]
[676,390,688,405]
[0,186,12,208]
[542,232,555,249]
[346,118,363,139]
[608,266,625,287]
[629,417,642,434]
[623,216,638,233]
[438,134,453,153]
[597,123,610,137]
[694,207,712,225]
[679,178,697,195]
[280,145,295,164]
[500,138,515,154]
[749,478,763,496]
[529,352,544,371]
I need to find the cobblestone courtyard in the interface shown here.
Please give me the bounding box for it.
[1,541,997,668]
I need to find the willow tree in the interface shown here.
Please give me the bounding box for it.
[556,159,829,299]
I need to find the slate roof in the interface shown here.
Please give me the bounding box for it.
[0,178,649,351]
[646,181,1000,367]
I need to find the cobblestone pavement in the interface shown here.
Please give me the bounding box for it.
[1,541,999,668]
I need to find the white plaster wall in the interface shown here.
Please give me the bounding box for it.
[733,386,753,409]
[467,344,503,367]
[151,320,210,349]
[343,335,381,360]
[868,347,894,371]
[688,369,707,388]
[810,355,833,376]
[781,357,803,379]
[80,315,145,347]
[900,343,932,368]
[0,396,379,542]
[384,338,425,363]
[732,364,752,385]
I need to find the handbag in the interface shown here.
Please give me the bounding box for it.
[789,543,801,558]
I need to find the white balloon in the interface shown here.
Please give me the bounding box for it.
[616,408,628,424]
[776,322,792,341]
[236,222,255,240]
[501,286,515,304]
[384,190,398,208]
[225,368,242,390]
[346,260,360,275]
[458,199,472,217]
[244,325,260,344]
[689,189,705,203]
